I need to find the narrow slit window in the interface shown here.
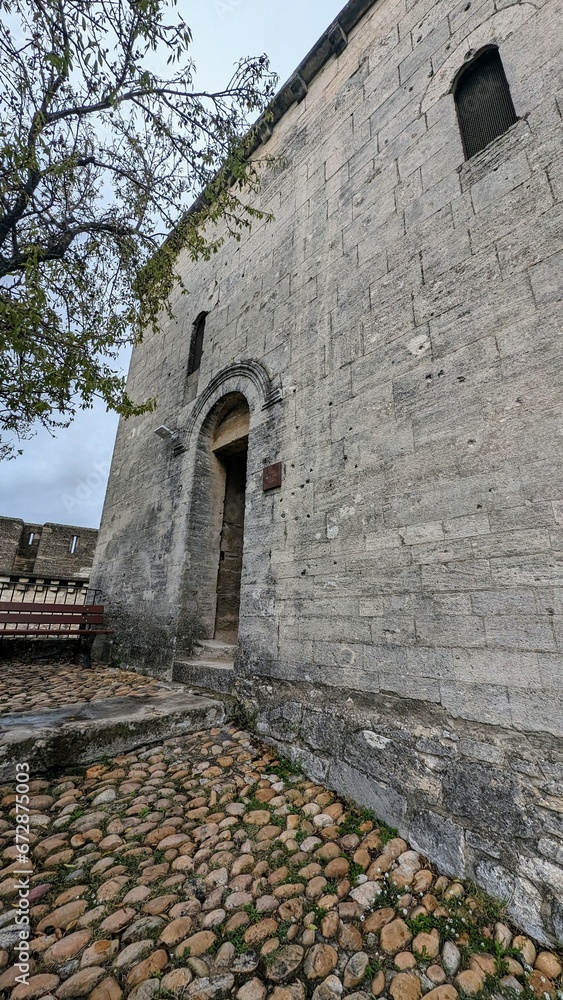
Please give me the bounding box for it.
[188,312,207,376]
[69,535,78,555]
[28,532,34,545]
[454,47,517,159]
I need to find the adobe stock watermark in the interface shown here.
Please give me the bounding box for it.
[212,0,245,21]
[13,763,32,987]
[62,461,111,515]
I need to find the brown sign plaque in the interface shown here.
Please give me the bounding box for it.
[263,462,283,491]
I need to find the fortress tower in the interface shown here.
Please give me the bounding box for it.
[93,0,563,944]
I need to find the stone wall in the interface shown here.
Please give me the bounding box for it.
[0,518,22,576]
[92,0,563,943]
[0,517,98,579]
[34,523,98,580]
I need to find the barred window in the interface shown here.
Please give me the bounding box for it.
[454,48,517,159]
[188,312,207,376]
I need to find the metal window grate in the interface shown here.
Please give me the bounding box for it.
[455,48,517,160]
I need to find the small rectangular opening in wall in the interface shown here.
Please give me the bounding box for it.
[27,532,34,545]
[69,535,79,555]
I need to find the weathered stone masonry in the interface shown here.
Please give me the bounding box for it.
[92,0,563,943]
[0,517,97,579]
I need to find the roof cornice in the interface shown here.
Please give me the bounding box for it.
[253,0,379,145]
[186,0,378,217]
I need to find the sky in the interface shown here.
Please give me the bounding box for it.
[0,0,347,529]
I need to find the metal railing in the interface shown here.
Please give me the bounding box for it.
[0,576,101,606]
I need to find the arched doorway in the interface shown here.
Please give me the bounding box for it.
[175,391,250,660]
[211,396,249,642]
[173,362,281,691]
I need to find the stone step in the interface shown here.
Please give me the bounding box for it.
[193,639,237,662]
[0,688,224,782]
[173,658,234,694]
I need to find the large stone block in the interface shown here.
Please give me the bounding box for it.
[509,688,563,738]
[439,682,512,727]
[474,859,517,905]
[442,761,532,837]
[409,810,466,878]
[329,759,408,829]
[256,701,303,741]
[552,897,563,946]
[509,875,550,945]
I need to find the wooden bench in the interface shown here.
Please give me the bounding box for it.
[0,602,113,666]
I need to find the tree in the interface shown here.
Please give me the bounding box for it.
[0,0,276,459]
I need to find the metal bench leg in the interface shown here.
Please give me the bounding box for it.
[74,634,95,668]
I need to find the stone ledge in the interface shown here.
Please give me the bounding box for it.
[0,689,224,780]
[172,659,235,695]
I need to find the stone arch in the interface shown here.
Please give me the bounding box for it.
[420,4,533,115]
[174,359,282,455]
[452,46,517,160]
[175,362,281,655]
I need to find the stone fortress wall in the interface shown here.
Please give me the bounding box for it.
[0,517,98,596]
[92,0,563,944]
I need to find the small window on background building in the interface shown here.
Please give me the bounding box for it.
[28,532,34,545]
[188,312,208,376]
[454,47,517,159]
[69,535,78,555]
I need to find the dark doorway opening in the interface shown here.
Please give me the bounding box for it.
[214,444,247,642]
[176,393,250,663]
[209,395,250,644]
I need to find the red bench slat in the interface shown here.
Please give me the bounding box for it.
[0,603,111,641]
[0,614,105,625]
[0,629,114,636]
[0,603,104,614]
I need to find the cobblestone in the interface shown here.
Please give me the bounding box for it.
[0,661,161,714]
[0,664,561,998]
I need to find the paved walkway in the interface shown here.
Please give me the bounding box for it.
[0,662,561,1000]
[0,662,224,784]
[0,663,162,715]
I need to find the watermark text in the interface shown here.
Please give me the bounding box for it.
[13,763,31,986]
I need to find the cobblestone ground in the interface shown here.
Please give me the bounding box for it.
[0,665,561,1000]
[0,662,162,714]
